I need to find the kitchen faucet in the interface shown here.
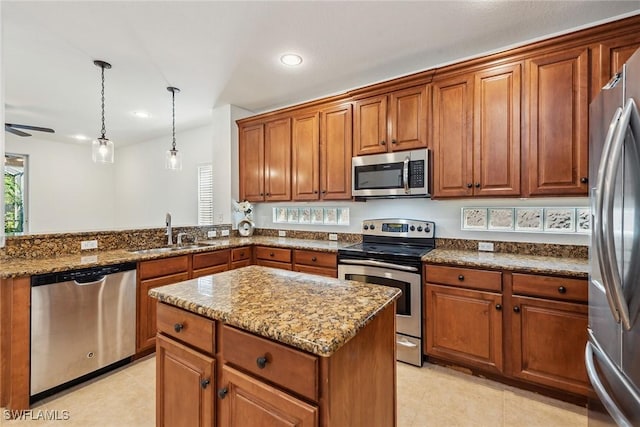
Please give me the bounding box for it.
[165,213,172,245]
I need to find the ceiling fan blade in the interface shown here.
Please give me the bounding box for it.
[5,123,55,133]
[5,125,31,137]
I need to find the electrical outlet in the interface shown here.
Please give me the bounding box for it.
[207,230,217,238]
[221,230,230,237]
[478,241,494,252]
[80,240,98,250]
[328,233,338,241]
[278,230,286,237]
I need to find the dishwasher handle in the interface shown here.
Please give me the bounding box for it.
[74,275,107,286]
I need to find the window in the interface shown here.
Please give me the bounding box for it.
[197,164,213,225]
[4,153,28,233]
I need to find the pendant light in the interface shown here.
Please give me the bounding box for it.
[92,60,114,163]
[165,86,182,171]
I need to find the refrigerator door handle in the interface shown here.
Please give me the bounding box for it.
[594,106,623,324]
[585,341,633,427]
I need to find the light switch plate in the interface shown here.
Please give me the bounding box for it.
[80,240,98,250]
[278,230,286,237]
[221,230,230,237]
[328,233,338,241]
[207,230,217,238]
[478,241,494,252]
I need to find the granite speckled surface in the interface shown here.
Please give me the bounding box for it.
[0,236,354,279]
[422,249,589,278]
[149,265,401,356]
[435,238,588,259]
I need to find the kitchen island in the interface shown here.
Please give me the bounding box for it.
[149,265,401,427]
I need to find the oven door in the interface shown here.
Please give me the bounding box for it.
[338,263,421,338]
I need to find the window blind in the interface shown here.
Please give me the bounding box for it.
[197,164,213,225]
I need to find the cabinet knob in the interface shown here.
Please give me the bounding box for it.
[314,190,318,194]
[580,177,588,184]
[260,192,264,196]
[392,139,397,144]
[458,275,464,281]
[380,140,386,145]
[269,252,275,257]
[513,306,521,313]
[217,387,228,399]
[495,304,502,311]
[311,256,317,262]
[200,379,210,389]
[266,192,270,196]
[558,286,567,294]
[475,183,480,188]
[256,356,268,369]
[466,183,472,188]
[173,323,184,333]
[322,190,327,194]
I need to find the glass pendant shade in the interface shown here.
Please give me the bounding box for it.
[165,148,182,171]
[92,137,114,163]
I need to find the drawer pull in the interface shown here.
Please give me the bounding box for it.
[217,387,228,399]
[256,356,268,369]
[495,304,502,311]
[200,379,210,389]
[458,275,464,281]
[513,306,521,313]
[311,256,317,262]
[173,323,184,333]
[558,286,567,294]
[269,252,275,257]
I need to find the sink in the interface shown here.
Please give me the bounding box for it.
[128,243,213,255]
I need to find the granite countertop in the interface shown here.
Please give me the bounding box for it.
[422,249,589,278]
[0,236,354,279]
[149,265,401,357]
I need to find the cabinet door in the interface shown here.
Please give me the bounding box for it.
[320,104,353,200]
[265,118,292,201]
[239,123,265,202]
[594,34,640,99]
[473,63,521,196]
[292,113,320,200]
[156,334,215,427]
[432,75,474,197]
[219,365,318,427]
[425,284,503,373]
[389,85,429,151]
[510,296,590,396]
[525,47,589,196]
[138,272,190,353]
[353,95,388,156]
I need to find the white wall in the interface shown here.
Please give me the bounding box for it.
[5,137,116,233]
[254,197,590,245]
[114,125,213,228]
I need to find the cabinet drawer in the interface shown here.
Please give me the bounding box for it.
[512,274,587,303]
[425,265,502,292]
[255,246,292,263]
[192,264,228,278]
[222,325,318,401]
[192,249,229,270]
[231,259,252,270]
[231,247,251,262]
[294,250,337,269]
[256,260,293,271]
[157,303,215,354]
[294,265,337,278]
[139,255,189,280]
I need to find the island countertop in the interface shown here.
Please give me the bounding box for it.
[149,265,401,357]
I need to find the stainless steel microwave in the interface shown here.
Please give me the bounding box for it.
[352,149,429,198]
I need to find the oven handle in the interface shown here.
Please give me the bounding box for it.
[339,259,418,272]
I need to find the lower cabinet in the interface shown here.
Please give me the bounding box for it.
[254,246,293,270]
[293,250,337,278]
[219,365,318,427]
[192,249,230,278]
[156,334,215,427]
[230,246,252,270]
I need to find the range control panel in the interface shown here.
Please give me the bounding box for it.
[362,218,435,239]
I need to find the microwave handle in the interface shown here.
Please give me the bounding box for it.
[403,156,410,194]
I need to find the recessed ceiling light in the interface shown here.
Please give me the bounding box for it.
[133,111,150,118]
[280,53,303,66]
[73,134,89,141]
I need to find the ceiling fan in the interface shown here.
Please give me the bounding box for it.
[5,123,55,137]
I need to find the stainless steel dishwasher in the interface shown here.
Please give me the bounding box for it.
[30,262,136,400]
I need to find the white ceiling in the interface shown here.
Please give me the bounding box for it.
[3,1,640,146]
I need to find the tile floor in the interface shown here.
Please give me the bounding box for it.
[1,357,587,426]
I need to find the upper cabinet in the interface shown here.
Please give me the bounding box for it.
[524,47,589,196]
[353,85,429,156]
[593,33,640,99]
[292,112,320,200]
[432,63,521,198]
[239,118,291,202]
[320,104,353,200]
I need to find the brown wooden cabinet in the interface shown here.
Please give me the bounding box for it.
[239,117,292,202]
[593,34,640,99]
[138,255,190,353]
[292,112,320,200]
[353,86,428,156]
[192,249,230,278]
[525,47,589,196]
[230,246,252,270]
[293,250,337,278]
[254,246,293,270]
[320,104,353,200]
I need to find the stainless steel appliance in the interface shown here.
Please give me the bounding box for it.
[586,48,640,426]
[338,218,435,366]
[30,262,136,401]
[352,148,429,198]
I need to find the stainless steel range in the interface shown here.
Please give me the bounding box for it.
[338,218,435,366]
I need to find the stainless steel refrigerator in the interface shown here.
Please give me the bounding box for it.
[586,48,640,426]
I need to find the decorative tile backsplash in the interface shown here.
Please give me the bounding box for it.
[461,207,590,234]
[273,207,350,226]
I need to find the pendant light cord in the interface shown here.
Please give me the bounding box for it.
[100,64,106,140]
[171,89,176,151]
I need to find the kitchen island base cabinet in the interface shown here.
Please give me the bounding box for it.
[156,334,215,427]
